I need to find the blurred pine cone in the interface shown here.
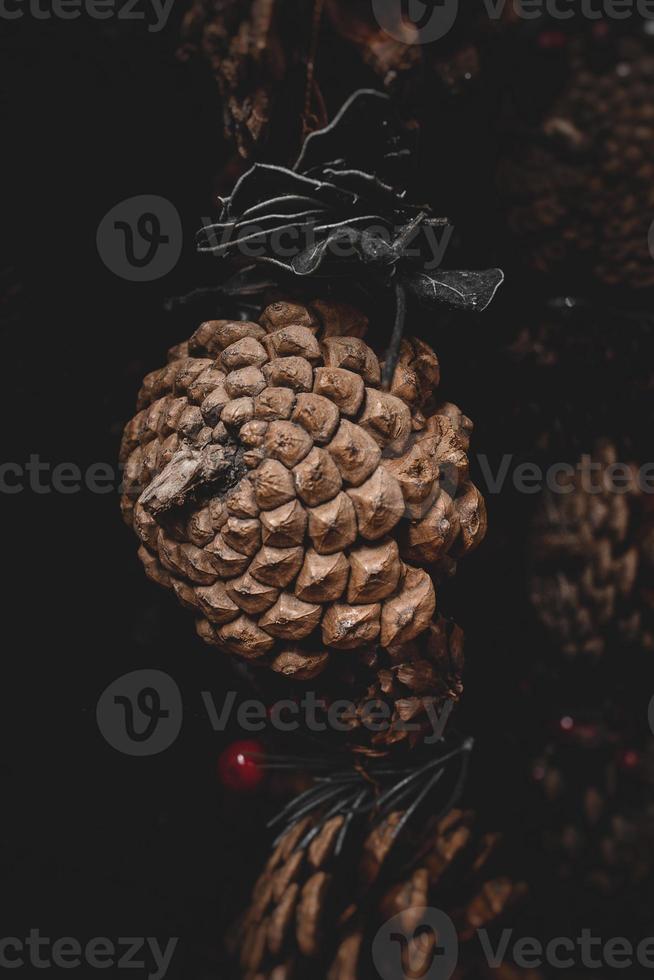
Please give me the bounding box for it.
[527,441,654,657]
[235,806,525,979]
[120,298,486,733]
[531,721,654,903]
[178,0,511,164]
[498,33,654,288]
[179,0,295,159]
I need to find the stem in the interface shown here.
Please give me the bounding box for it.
[382,280,406,391]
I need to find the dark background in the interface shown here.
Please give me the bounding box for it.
[2,4,654,979]
[0,8,256,978]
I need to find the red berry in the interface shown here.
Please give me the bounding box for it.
[218,740,264,792]
[620,749,640,770]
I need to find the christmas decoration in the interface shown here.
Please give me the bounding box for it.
[498,29,654,288]
[527,441,654,658]
[121,88,503,977]
[121,92,500,724]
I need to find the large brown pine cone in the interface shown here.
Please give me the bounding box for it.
[236,806,525,979]
[528,442,654,657]
[497,34,654,288]
[120,299,486,689]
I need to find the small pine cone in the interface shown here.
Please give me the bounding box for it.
[234,806,525,979]
[527,441,653,657]
[121,298,486,690]
[497,35,654,289]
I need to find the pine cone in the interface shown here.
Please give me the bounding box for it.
[179,0,290,158]
[235,806,525,979]
[120,298,486,696]
[527,441,653,657]
[178,0,510,165]
[498,33,654,288]
[531,722,654,904]
[245,614,464,755]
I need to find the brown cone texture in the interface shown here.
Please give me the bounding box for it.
[235,807,525,979]
[120,299,486,681]
[528,441,654,657]
[497,36,654,288]
[315,615,464,754]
